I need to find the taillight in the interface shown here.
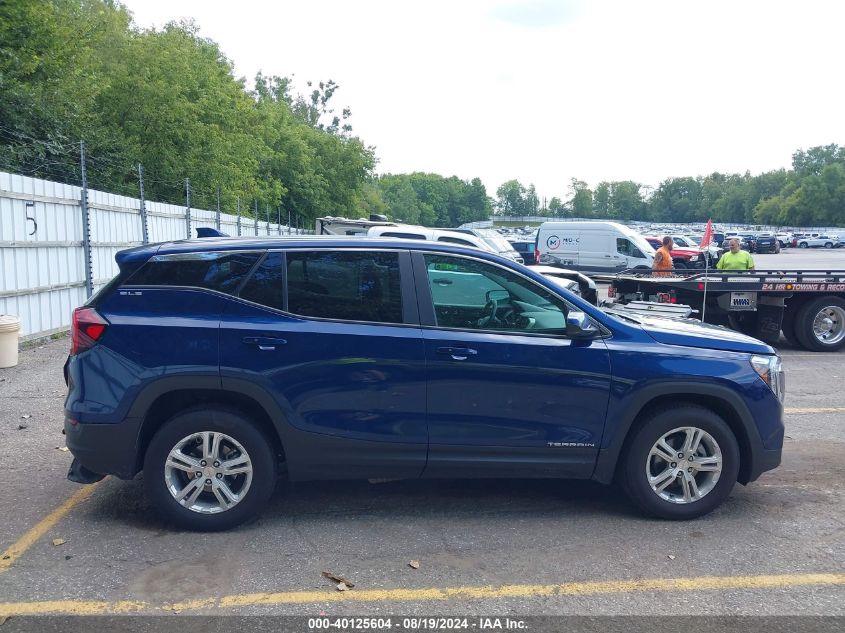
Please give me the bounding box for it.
[607,286,616,298]
[71,307,108,355]
[534,248,540,262]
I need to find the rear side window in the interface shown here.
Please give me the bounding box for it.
[239,252,284,311]
[125,252,261,295]
[286,251,403,323]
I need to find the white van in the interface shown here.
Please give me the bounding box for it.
[536,221,655,273]
[367,224,524,263]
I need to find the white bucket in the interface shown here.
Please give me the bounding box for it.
[0,315,21,369]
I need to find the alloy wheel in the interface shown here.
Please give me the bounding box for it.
[164,431,253,514]
[646,426,722,504]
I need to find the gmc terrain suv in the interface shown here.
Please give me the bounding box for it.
[65,237,784,530]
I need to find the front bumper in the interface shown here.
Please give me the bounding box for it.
[64,415,143,480]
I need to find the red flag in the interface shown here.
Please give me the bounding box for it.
[699,218,713,250]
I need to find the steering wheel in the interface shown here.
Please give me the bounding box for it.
[477,297,500,328]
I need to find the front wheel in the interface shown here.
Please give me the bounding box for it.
[143,406,277,531]
[825,242,833,249]
[799,242,809,248]
[621,406,740,520]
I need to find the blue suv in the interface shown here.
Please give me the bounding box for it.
[64,237,784,530]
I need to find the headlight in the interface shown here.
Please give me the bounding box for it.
[689,254,699,261]
[750,355,785,402]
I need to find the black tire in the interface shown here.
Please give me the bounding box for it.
[824,242,833,249]
[799,242,809,248]
[673,260,687,270]
[792,296,845,352]
[143,406,277,531]
[620,406,740,520]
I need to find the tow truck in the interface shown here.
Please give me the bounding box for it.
[605,269,845,352]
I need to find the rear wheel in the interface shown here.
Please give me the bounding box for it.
[793,296,845,352]
[621,406,739,520]
[144,406,277,531]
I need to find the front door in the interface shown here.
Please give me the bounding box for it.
[413,252,612,478]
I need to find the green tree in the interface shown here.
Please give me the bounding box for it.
[569,179,593,218]
[495,180,527,215]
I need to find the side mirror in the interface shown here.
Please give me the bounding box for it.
[566,311,599,339]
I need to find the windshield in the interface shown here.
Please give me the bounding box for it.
[475,229,516,253]
[629,233,656,255]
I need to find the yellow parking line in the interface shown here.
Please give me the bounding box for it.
[784,406,845,414]
[1,573,843,616]
[0,479,105,574]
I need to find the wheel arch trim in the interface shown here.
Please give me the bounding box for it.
[592,381,766,485]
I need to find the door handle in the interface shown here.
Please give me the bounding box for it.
[436,346,477,361]
[604,254,612,257]
[243,336,287,351]
[432,278,453,285]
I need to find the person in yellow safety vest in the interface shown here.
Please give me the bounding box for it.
[716,238,755,270]
[652,236,674,276]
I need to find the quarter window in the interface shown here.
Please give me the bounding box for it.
[125,252,261,295]
[286,251,403,324]
[423,254,568,334]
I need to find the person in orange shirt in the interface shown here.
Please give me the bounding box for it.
[652,236,674,276]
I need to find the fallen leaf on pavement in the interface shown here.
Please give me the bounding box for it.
[322,571,354,588]
[17,424,27,430]
[52,538,65,546]
[409,560,420,569]
[21,414,31,419]
[667,554,675,560]
[56,446,69,452]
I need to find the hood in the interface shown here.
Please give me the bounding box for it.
[610,312,774,354]
[671,247,700,257]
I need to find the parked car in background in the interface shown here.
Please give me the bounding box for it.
[670,234,722,266]
[64,235,785,530]
[452,228,526,262]
[643,236,702,269]
[509,240,538,265]
[367,224,524,263]
[536,221,655,273]
[754,233,781,254]
[796,234,838,249]
[775,232,793,248]
[721,236,751,251]
[739,234,758,252]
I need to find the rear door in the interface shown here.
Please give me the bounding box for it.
[413,251,611,478]
[218,248,428,480]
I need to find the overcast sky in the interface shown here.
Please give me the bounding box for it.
[121,0,844,202]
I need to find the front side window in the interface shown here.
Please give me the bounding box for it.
[423,254,568,334]
[126,251,261,295]
[618,238,646,258]
[287,251,403,323]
